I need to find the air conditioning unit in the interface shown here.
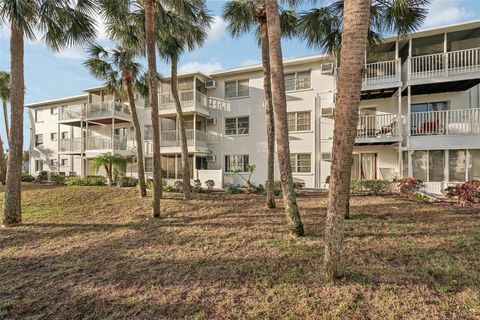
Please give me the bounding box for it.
[206,154,216,162]
[205,80,216,89]
[206,117,217,125]
[321,63,334,74]
[321,107,335,117]
[321,152,332,161]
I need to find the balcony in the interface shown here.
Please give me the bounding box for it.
[145,129,209,153]
[362,59,401,91]
[407,47,480,85]
[86,135,129,152]
[59,104,85,122]
[355,113,402,144]
[87,101,130,120]
[59,138,82,153]
[408,108,480,149]
[159,90,210,116]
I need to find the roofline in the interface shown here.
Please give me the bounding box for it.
[211,54,331,77]
[160,71,212,81]
[25,94,88,108]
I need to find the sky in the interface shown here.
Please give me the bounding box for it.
[1,0,480,149]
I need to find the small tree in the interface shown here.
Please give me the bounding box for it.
[233,164,256,188]
[90,153,126,185]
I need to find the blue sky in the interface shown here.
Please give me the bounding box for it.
[1,0,480,149]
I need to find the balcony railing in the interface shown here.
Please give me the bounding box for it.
[410,108,480,136]
[59,137,82,152]
[356,114,401,139]
[363,59,401,87]
[86,135,128,151]
[87,101,130,118]
[144,129,208,152]
[410,47,480,80]
[159,90,208,110]
[59,104,85,121]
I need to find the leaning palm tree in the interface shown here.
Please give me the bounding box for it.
[84,44,148,197]
[297,0,429,278]
[91,153,126,185]
[223,0,297,209]
[265,0,304,237]
[0,71,10,144]
[156,9,211,201]
[0,0,97,226]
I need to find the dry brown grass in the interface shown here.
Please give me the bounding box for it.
[0,184,479,319]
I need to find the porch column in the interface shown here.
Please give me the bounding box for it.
[408,150,413,177]
[397,87,402,137]
[398,141,402,178]
[444,32,448,77]
[80,120,84,177]
[193,113,197,150]
[407,86,411,140]
[444,150,449,183]
[57,123,60,173]
[408,38,412,80]
[112,118,115,152]
[85,120,89,177]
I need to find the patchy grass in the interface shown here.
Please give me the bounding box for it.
[0,184,479,319]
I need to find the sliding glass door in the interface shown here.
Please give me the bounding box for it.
[352,153,377,180]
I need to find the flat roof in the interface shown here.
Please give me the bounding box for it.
[26,94,88,108]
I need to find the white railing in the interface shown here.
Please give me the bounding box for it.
[363,59,400,86]
[410,108,480,136]
[145,129,208,151]
[59,104,85,121]
[87,101,130,118]
[356,114,401,139]
[86,135,128,151]
[59,137,82,152]
[410,47,480,80]
[159,90,208,110]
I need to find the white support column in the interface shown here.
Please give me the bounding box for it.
[57,123,61,173]
[444,32,448,77]
[397,87,402,137]
[395,41,399,59]
[444,150,449,184]
[112,118,115,152]
[408,38,412,80]
[407,86,411,141]
[193,113,197,151]
[80,120,85,177]
[398,141,403,178]
[408,150,413,177]
[85,120,89,176]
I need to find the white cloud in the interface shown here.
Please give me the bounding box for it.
[206,16,226,43]
[53,47,86,60]
[241,59,261,66]
[179,61,223,74]
[424,0,471,28]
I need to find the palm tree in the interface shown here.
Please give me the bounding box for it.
[0,0,97,226]
[264,0,304,236]
[156,9,211,201]
[91,153,126,185]
[0,71,10,144]
[223,1,296,209]
[84,44,148,197]
[297,0,429,278]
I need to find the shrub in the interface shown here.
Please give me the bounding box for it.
[394,178,424,196]
[65,176,107,186]
[205,179,215,192]
[173,180,184,192]
[117,176,138,188]
[162,185,176,192]
[273,180,282,196]
[36,171,48,184]
[451,181,480,207]
[21,173,35,182]
[353,180,392,195]
[192,179,203,193]
[50,174,65,185]
[226,184,243,194]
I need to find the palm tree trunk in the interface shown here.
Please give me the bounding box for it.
[265,0,304,236]
[171,58,191,200]
[259,19,276,209]
[0,136,6,185]
[123,70,147,197]
[145,0,162,218]
[324,0,371,280]
[2,100,9,145]
[104,164,112,185]
[3,25,24,226]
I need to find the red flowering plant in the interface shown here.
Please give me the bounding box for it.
[393,178,425,196]
[452,181,480,207]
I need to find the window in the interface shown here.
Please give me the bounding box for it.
[224,79,249,98]
[225,116,249,135]
[287,112,311,132]
[412,150,445,182]
[449,150,467,182]
[50,133,57,141]
[34,109,40,122]
[290,153,311,173]
[61,159,68,166]
[50,159,57,167]
[61,132,68,139]
[50,107,58,115]
[145,157,153,172]
[144,125,153,140]
[402,151,409,178]
[468,150,480,181]
[284,71,311,91]
[225,155,249,173]
[352,153,377,180]
[35,134,43,147]
[35,160,43,172]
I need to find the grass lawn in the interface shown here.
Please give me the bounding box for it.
[0,184,479,319]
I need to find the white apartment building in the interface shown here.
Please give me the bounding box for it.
[27,20,480,194]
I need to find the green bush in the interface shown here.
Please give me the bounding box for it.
[50,174,65,185]
[65,176,107,186]
[226,184,243,194]
[352,180,392,195]
[21,173,35,182]
[192,179,203,193]
[273,180,282,196]
[162,185,176,192]
[173,180,184,191]
[205,179,215,192]
[117,176,138,188]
